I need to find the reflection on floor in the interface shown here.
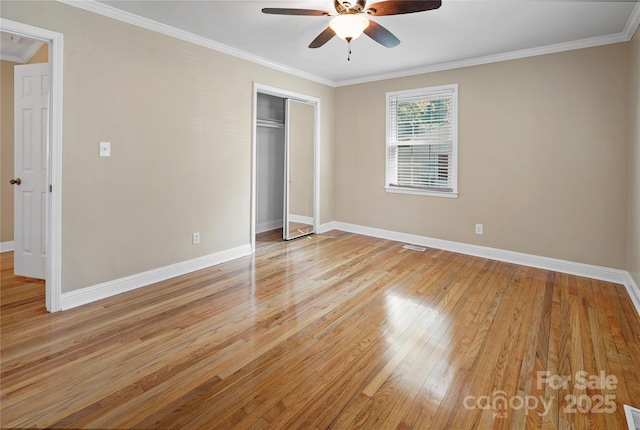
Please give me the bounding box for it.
[3,233,639,429]
[256,228,283,249]
[287,222,313,239]
[256,223,314,250]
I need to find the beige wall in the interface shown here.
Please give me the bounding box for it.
[1,0,335,293]
[630,27,640,285]
[29,43,49,64]
[0,44,49,243]
[0,60,19,243]
[336,44,629,269]
[1,0,635,296]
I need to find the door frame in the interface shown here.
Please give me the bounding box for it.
[251,83,320,252]
[2,18,64,312]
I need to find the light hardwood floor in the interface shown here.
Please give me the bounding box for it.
[256,228,284,249]
[256,224,315,250]
[1,231,639,429]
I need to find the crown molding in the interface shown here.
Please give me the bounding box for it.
[56,0,640,89]
[335,32,630,87]
[623,0,640,40]
[56,0,336,87]
[337,1,640,87]
[0,40,43,63]
[0,53,22,62]
[21,40,44,63]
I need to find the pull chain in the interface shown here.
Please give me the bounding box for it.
[345,36,353,61]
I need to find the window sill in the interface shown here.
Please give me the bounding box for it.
[385,187,458,199]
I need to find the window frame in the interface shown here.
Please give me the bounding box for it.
[385,83,459,198]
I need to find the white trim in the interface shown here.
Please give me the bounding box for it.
[1,18,64,313]
[624,404,640,430]
[60,244,252,310]
[22,40,44,63]
[288,214,314,225]
[56,0,640,88]
[0,39,43,63]
[284,99,291,240]
[55,0,640,89]
[336,33,631,87]
[334,221,628,283]
[0,241,15,253]
[385,83,458,197]
[56,0,334,87]
[253,85,323,108]
[251,88,258,252]
[256,219,283,234]
[384,187,458,198]
[623,1,640,41]
[333,221,640,317]
[252,83,321,252]
[317,222,336,234]
[624,273,640,320]
[0,54,23,63]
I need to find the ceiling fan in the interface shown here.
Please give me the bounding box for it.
[262,0,442,59]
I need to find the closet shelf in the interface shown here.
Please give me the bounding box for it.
[257,118,285,129]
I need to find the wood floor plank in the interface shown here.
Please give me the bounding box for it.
[1,232,639,429]
[406,260,502,429]
[541,272,561,430]
[589,279,634,429]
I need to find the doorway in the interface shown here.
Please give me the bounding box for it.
[0,18,63,312]
[251,84,320,252]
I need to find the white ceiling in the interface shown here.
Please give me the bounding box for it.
[93,1,639,85]
[0,31,44,63]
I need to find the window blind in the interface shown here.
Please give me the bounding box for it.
[386,85,457,194]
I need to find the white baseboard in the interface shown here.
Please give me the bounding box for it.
[317,221,336,234]
[51,220,640,320]
[624,273,640,318]
[0,241,15,253]
[60,244,252,310]
[333,222,640,317]
[256,219,283,234]
[288,214,314,225]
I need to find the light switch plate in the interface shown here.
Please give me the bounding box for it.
[99,141,111,157]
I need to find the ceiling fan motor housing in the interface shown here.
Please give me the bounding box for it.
[336,0,367,14]
[262,1,442,49]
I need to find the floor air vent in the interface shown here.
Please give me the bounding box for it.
[402,244,426,252]
[625,405,640,430]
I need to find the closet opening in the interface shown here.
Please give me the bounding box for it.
[252,84,320,252]
[256,93,286,249]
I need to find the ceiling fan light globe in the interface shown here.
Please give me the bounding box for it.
[329,14,369,41]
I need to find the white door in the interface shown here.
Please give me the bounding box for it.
[13,63,48,279]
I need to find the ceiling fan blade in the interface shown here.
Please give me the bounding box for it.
[334,0,347,14]
[366,0,442,16]
[309,26,336,48]
[262,8,330,16]
[364,20,400,48]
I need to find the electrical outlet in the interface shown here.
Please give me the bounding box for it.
[475,224,484,235]
[192,232,200,244]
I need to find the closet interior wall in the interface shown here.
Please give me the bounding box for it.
[256,93,286,235]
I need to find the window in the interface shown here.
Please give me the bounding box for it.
[386,84,458,198]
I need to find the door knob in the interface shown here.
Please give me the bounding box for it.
[9,178,21,185]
